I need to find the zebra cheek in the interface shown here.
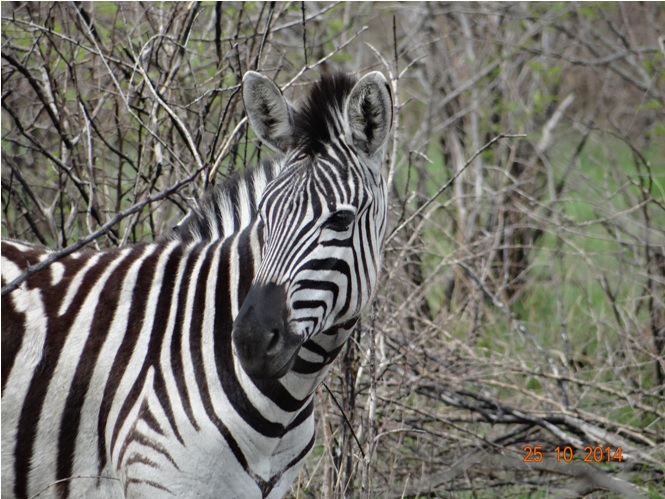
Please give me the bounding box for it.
[231,283,302,380]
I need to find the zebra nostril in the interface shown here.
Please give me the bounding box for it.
[266,328,281,354]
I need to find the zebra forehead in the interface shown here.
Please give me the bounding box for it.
[267,162,362,215]
[292,73,357,156]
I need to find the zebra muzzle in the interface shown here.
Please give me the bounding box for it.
[232,282,302,380]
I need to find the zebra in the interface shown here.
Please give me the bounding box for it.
[1,69,393,498]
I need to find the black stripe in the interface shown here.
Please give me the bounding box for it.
[292,300,328,312]
[187,243,216,425]
[107,250,163,459]
[293,279,339,295]
[251,377,309,413]
[229,181,241,232]
[300,338,332,358]
[212,192,224,237]
[236,229,255,303]
[130,247,184,458]
[261,426,315,497]
[168,245,202,432]
[1,287,26,394]
[209,237,250,468]
[299,257,350,274]
[98,245,183,475]
[359,210,374,298]
[147,247,187,446]
[56,246,149,497]
[0,243,49,468]
[14,249,117,498]
[125,477,174,496]
[118,411,179,472]
[140,402,164,436]
[323,317,358,336]
[286,398,314,432]
[292,344,344,374]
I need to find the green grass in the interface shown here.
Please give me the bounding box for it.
[389,132,664,396]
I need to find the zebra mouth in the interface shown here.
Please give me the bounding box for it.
[234,330,302,380]
[259,346,301,379]
[232,282,303,380]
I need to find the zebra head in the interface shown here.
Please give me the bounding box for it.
[232,71,393,380]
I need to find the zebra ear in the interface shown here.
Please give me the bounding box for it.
[242,71,295,153]
[345,71,393,158]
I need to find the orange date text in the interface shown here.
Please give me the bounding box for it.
[522,445,623,463]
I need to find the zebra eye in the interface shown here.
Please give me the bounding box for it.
[325,209,355,231]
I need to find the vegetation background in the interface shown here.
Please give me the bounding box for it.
[2,2,664,497]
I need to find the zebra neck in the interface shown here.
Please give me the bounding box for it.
[169,230,311,435]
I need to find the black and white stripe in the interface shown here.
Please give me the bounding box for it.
[1,70,393,498]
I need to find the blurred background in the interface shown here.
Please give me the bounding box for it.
[2,2,664,497]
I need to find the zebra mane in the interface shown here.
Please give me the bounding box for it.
[292,72,357,156]
[171,159,278,243]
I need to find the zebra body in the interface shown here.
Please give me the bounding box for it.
[1,70,392,498]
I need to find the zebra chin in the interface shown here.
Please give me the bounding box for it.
[232,282,304,380]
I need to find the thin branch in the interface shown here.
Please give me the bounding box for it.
[386,133,526,244]
[2,163,207,296]
[322,382,365,460]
